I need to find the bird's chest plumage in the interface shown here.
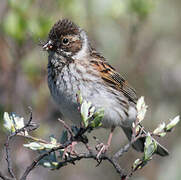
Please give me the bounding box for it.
[47,52,137,128]
[47,53,101,124]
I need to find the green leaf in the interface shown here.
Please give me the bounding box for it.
[132,158,143,171]
[42,162,52,168]
[3,112,14,132]
[81,100,92,127]
[52,162,58,166]
[144,134,157,161]
[90,109,104,128]
[12,113,25,130]
[136,96,148,123]
[153,122,166,136]
[166,115,180,131]
[43,143,57,149]
[158,132,167,137]
[50,135,57,145]
[135,124,141,135]
[24,142,44,150]
[3,112,28,135]
[24,139,58,150]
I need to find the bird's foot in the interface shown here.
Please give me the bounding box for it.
[96,143,109,159]
[63,141,78,159]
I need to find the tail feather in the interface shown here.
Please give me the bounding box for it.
[122,126,169,157]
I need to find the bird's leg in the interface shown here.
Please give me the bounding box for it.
[63,141,78,159]
[96,127,115,158]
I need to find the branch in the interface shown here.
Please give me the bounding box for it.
[58,119,74,138]
[19,123,146,180]
[0,171,12,180]
[20,141,71,180]
[56,152,126,178]
[4,108,36,180]
[113,143,131,160]
[1,97,179,180]
[19,122,91,180]
[4,135,16,179]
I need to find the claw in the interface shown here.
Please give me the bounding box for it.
[96,143,109,159]
[95,127,115,159]
[63,141,78,159]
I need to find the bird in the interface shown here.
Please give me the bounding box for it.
[43,18,169,157]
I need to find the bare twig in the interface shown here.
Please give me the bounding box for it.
[2,115,146,180]
[0,170,13,180]
[4,109,35,180]
[27,107,33,126]
[58,119,74,138]
[20,140,72,180]
[113,143,131,160]
[56,152,126,178]
[19,124,91,180]
[2,104,172,180]
[5,135,16,179]
[7,116,146,180]
[18,133,62,146]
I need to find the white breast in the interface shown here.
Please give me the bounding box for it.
[48,57,136,128]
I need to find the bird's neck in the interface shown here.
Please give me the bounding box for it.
[72,30,90,60]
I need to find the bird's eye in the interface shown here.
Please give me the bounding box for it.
[62,38,69,45]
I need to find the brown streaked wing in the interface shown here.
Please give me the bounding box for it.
[90,59,138,104]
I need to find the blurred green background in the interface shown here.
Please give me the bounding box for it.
[0,0,181,179]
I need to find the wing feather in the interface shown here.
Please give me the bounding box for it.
[90,59,137,104]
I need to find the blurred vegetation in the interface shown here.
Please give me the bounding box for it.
[0,0,181,180]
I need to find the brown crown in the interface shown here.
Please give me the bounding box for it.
[48,19,80,41]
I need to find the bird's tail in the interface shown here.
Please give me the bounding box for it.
[122,126,169,156]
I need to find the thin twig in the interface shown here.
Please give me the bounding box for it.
[18,134,62,146]
[4,110,35,180]
[18,120,97,179]
[2,106,164,180]
[20,124,137,179]
[56,152,126,178]
[113,143,131,160]
[58,119,74,138]
[0,170,13,180]
[20,124,91,180]
[5,135,16,179]
[20,140,72,180]
[27,107,33,125]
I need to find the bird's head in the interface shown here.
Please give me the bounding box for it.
[43,19,89,59]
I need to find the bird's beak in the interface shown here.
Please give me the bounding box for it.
[43,40,53,51]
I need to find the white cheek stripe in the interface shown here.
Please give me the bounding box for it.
[72,30,88,60]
